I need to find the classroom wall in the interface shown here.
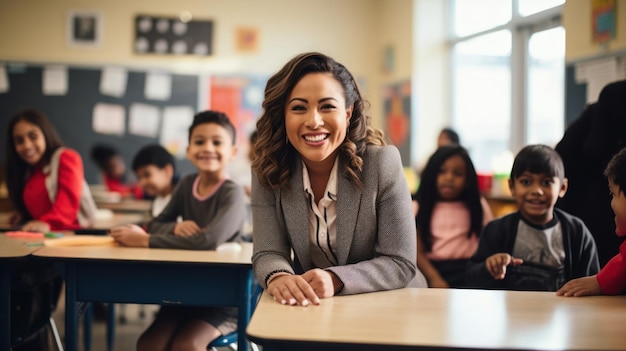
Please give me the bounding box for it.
[0,0,415,180]
[412,0,447,168]
[0,0,413,128]
[563,0,626,61]
[0,0,377,74]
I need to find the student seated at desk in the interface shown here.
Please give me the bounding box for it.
[4,108,84,350]
[558,147,626,297]
[415,145,493,288]
[110,111,246,351]
[131,144,179,219]
[466,145,600,291]
[5,109,95,232]
[91,143,143,199]
[251,52,426,308]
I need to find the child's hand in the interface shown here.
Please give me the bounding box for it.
[173,220,201,237]
[556,275,602,297]
[109,225,149,247]
[485,253,523,280]
[301,268,343,298]
[267,274,320,307]
[21,220,50,233]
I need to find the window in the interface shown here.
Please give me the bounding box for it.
[449,0,564,172]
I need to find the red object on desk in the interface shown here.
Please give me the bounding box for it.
[5,231,44,239]
[477,173,493,195]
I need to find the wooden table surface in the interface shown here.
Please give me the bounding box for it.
[247,288,626,351]
[34,241,253,264]
[95,199,151,213]
[0,233,44,258]
[0,211,146,231]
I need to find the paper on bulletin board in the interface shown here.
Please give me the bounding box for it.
[129,103,160,138]
[92,103,125,136]
[43,66,68,95]
[100,66,128,97]
[145,72,172,100]
[0,65,8,93]
[160,106,194,158]
[574,56,626,103]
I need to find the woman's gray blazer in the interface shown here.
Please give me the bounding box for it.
[251,145,427,295]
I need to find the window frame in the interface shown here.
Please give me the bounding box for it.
[448,0,564,158]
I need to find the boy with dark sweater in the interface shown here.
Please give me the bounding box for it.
[466,145,599,291]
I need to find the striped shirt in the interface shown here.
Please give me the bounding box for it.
[302,159,339,268]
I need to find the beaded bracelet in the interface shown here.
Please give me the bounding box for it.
[264,269,293,285]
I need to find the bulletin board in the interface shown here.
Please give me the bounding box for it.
[565,50,626,126]
[0,62,199,184]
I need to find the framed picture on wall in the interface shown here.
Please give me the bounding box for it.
[68,11,101,47]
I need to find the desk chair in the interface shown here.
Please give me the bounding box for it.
[207,283,262,351]
[11,272,64,351]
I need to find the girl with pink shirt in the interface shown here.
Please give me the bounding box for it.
[415,145,493,288]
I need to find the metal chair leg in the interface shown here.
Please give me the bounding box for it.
[49,317,64,351]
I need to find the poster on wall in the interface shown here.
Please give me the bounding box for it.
[203,75,266,146]
[201,75,267,183]
[382,80,412,167]
[159,106,194,158]
[68,10,101,47]
[592,0,616,43]
[134,15,213,55]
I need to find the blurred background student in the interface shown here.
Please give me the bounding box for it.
[415,145,493,288]
[437,127,460,148]
[91,143,143,199]
[132,144,179,218]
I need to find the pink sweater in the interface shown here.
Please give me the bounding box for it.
[425,198,493,261]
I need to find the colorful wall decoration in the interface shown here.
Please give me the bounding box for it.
[382,80,412,166]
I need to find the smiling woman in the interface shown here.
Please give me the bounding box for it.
[251,52,427,308]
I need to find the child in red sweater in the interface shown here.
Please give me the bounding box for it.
[557,146,626,296]
[91,143,143,199]
[5,109,86,232]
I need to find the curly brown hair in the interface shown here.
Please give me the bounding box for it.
[252,52,385,189]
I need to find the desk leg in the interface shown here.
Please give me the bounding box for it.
[65,264,78,351]
[83,305,92,351]
[238,269,253,351]
[107,304,115,351]
[1,264,10,351]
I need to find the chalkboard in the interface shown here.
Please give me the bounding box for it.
[0,63,198,184]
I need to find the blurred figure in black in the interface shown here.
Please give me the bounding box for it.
[555,79,626,267]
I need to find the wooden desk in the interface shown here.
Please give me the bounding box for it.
[92,212,146,229]
[485,195,518,218]
[0,234,45,350]
[34,243,255,351]
[96,199,151,213]
[0,211,146,231]
[247,288,626,351]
